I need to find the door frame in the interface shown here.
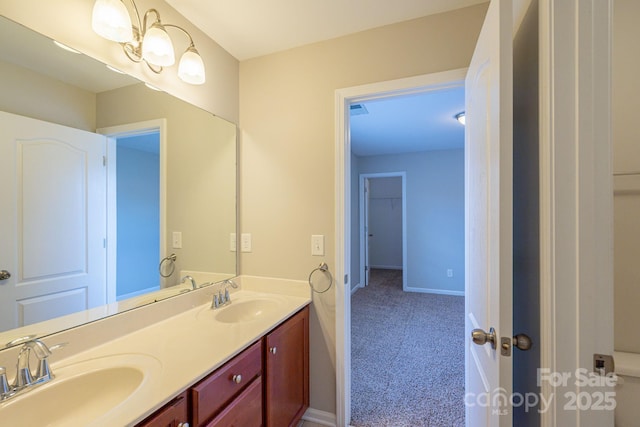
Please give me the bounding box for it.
[538,1,613,425]
[358,172,407,291]
[97,119,167,305]
[335,68,467,425]
[334,1,613,425]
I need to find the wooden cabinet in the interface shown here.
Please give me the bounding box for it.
[207,376,263,427]
[264,306,309,427]
[137,391,189,427]
[191,340,263,426]
[136,305,309,427]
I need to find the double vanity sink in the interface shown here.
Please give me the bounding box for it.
[0,279,311,426]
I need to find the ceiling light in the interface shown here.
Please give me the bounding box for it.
[92,0,133,42]
[455,112,465,125]
[178,46,206,84]
[91,0,205,85]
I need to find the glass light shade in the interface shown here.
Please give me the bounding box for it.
[178,48,206,85]
[92,0,133,42]
[455,112,466,125]
[142,23,175,66]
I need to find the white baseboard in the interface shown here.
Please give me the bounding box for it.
[302,407,337,426]
[370,265,402,270]
[404,286,464,296]
[350,283,362,295]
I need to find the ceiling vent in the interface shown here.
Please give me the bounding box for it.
[350,103,369,115]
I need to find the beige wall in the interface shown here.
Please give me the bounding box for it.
[97,83,237,281]
[0,0,239,123]
[0,60,96,131]
[239,3,487,414]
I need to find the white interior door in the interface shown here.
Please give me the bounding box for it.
[464,0,513,426]
[0,111,107,331]
[364,177,371,286]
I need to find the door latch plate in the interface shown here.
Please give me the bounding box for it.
[501,337,511,356]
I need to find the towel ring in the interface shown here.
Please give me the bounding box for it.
[159,253,177,278]
[308,262,333,293]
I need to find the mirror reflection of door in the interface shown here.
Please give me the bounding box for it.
[115,132,161,300]
[0,111,107,331]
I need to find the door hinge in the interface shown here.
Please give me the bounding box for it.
[103,238,106,248]
[344,274,349,285]
[103,156,106,167]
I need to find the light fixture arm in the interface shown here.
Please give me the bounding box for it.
[142,8,162,33]
[93,0,205,84]
[163,24,196,49]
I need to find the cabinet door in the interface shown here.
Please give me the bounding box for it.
[264,306,309,427]
[206,377,263,427]
[136,391,189,427]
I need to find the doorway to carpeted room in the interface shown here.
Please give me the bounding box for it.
[350,268,465,426]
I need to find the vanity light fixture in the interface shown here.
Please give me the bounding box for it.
[455,112,466,125]
[91,0,206,85]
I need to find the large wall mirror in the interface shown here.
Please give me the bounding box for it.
[0,15,237,347]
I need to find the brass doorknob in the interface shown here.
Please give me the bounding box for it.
[512,334,532,351]
[0,270,10,281]
[471,327,497,349]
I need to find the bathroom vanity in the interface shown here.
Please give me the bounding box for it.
[0,277,311,426]
[139,306,309,427]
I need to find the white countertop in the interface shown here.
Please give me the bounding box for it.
[0,276,311,426]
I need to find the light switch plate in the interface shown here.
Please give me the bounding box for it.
[311,235,325,256]
[241,233,252,252]
[172,231,182,249]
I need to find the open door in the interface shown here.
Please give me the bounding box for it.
[464,0,514,425]
[364,177,371,287]
[0,111,107,331]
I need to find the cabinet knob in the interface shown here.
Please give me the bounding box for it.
[269,347,277,354]
[232,374,242,384]
[177,423,189,427]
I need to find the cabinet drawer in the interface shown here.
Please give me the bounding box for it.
[206,376,262,427]
[136,391,189,427]
[191,340,262,426]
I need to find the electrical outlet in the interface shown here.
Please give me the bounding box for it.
[447,269,453,278]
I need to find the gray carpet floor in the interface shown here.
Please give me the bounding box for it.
[350,269,465,427]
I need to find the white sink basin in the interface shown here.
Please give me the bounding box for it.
[215,299,280,323]
[197,292,286,324]
[0,353,161,426]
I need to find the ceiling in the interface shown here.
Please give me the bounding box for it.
[165,0,486,61]
[350,88,465,157]
[164,0,472,156]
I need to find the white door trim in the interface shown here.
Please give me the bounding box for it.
[97,119,167,304]
[335,68,466,426]
[359,172,407,291]
[538,0,613,425]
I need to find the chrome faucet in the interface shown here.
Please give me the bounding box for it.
[1,339,58,401]
[180,275,197,290]
[211,279,238,309]
[13,339,52,389]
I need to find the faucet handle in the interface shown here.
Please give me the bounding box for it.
[0,367,10,397]
[35,342,66,381]
[212,292,221,309]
